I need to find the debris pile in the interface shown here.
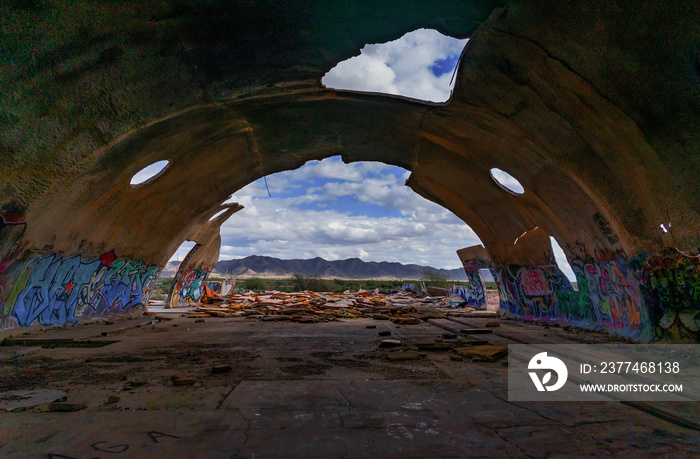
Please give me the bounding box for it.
[189,289,474,321]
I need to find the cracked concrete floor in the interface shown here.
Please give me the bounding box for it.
[1,313,698,458]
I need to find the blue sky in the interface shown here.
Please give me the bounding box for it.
[163,29,577,279]
[214,157,482,270]
[321,28,467,103]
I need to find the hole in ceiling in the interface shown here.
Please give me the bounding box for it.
[322,29,468,103]
[130,160,170,186]
[490,168,525,195]
[660,223,671,234]
[550,237,577,285]
[209,209,228,222]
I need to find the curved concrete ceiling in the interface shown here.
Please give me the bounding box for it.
[1,0,699,340]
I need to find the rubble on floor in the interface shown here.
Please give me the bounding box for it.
[190,289,480,321]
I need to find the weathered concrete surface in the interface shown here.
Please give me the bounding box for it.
[1,1,700,339]
[455,245,494,309]
[168,203,242,308]
[1,316,698,457]
[0,389,67,412]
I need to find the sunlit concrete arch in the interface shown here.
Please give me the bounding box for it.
[1,0,699,341]
[19,88,617,271]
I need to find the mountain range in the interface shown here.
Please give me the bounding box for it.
[160,255,467,280]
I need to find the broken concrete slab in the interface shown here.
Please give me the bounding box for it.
[49,403,86,412]
[416,342,457,352]
[292,316,319,323]
[392,317,420,325]
[0,390,67,412]
[459,328,493,335]
[378,339,402,348]
[455,345,508,362]
[262,315,292,321]
[0,346,41,361]
[457,338,489,346]
[447,311,499,319]
[386,350,421,361]
[411,307,446,319]
[212,364,233,374]
[425,319,463,336]
[372,314,391,320]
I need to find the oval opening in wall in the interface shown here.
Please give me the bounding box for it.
[130,160,170,186]
[490,168,525,195]
[209,209,227,222]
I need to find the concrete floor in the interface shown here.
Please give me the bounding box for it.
[1,312,698,458]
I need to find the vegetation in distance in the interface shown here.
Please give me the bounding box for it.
[152,270,499,297]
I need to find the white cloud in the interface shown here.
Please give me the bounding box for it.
[210,157,482,269]
[322,29,468,103]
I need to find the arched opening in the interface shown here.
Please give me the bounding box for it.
[150,241,198,305]
[218,156,482,269]
[169,240,197,265]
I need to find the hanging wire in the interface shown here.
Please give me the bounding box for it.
[263,176,272,197]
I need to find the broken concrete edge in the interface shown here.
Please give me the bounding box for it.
[167,244,210,309]
[0,346,41,361]
[0,318,154,344]
[0,389,68,412]
[454,345,508,362]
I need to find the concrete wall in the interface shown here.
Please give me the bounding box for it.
[458,234,700,342]
[1,1,699,339]
[1,211,158,330]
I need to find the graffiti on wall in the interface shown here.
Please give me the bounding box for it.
[169,265,209,308]
[571,255,645,333]
[497,253,649,339]
[456,257,493,309]
[205,280,232,297]
[497,264,573,320]
[640,251,700,340]
[1,249,158,330]
[496,243,700,342]
[592,212,619,245]
[167,244,211,308]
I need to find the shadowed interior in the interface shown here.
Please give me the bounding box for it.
[1,0,699,342]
